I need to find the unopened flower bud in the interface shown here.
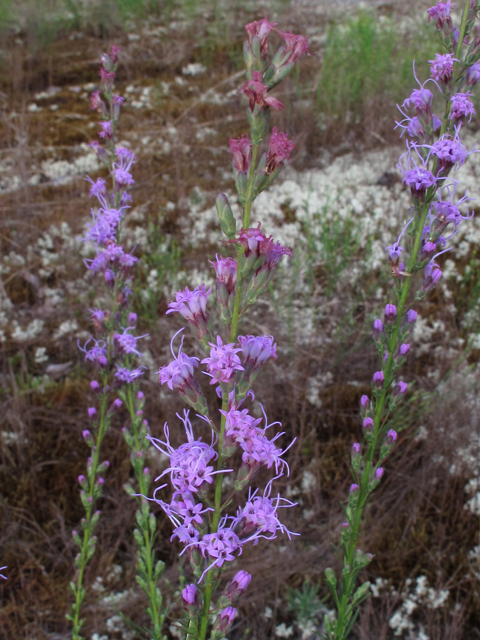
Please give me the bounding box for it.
[384,304,397,323]
[88,407,96,419]
[90,380,100,392]
[399,343,410,356]
[226,570,252,602]
[128,312,137,327]
[105,269,115,288]
[110,398,123,412]
[373,319,384,340]
[406,309,417,324]
[352,442,361,455]
[386,429,397,445]
[215,607,236,633]
[360,395,370,410]
[372,371,384,388]
[138,391,144,400]
[182,584,199,612]
[393,381,407,398]
[375,467,384,479]
[362,418,374,432]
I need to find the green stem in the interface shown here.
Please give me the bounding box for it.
[72,387,109,640]
[334,201,431,638]
[198,394,229,640]
[229,144,259,342]
[125,387,163,639]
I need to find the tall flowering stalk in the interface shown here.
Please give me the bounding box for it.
[323,1,479,637]
[150,18,311,640]
[68,48,166,639]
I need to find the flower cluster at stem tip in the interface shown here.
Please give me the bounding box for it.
[323,2,480,638]
[149,16,310,640]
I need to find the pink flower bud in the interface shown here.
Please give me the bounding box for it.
[91,380,100,391]
[375,467,384,479]
[386,429,397,445]
[88,407,96,419]
[350,483,359,493]
[363,418,374,432]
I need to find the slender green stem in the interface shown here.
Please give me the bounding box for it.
[456,0,470,60]
[334,202,430,638]
[229,144,259,342]
[72,387,109,640]
[125,386,163,639]
[198,395,229,640]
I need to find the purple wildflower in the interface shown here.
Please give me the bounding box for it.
[386,429,398,444]
[182,584,199,610]
[450,92,475,122]
[375,467,384,479]
[238,334,277,375]
[403,87,433,113]
[115,365,145,384]
[466,61,480,86]
[427,1,453,28]
[79,338,108,367]
[422,262,442,291]
[167,285,211,337]
[98,120,113,139]
[363,418,374,432]
[113,327,147,357]
[201,336,244,385]
[429,53,457,84]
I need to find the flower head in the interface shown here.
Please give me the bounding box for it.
[275,29,312,65]
[466,60,480,86]
[265,127,295,174]
[201,336,244,385]
[167,285,211,337]
[229,135,252,172]
[245,16,277,58]
[429,53,457,84]
[238,334,277,375]
[427,1,454,28]
[450,92,475,122]
[239,71,285,112]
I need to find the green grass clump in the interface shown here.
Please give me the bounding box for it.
[316,12,439,135]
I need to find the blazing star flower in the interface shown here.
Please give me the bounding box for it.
[275,29,311,65]
[167,285,211,335]
[261,239,292,271]
[79,338,108,367]
[201,336,244,385]
[245,16,277,58]
[200,529,241,571]
[238,334,277,374]
[429,53,457,84]
[238,224,268,255]
[234,487,297,542]
[210,255,237,295]
[265,127,295,174]
[240,71,285,112]
[427,1,454,28]
[113,327,147,357]
[466,60,480,85]
[87,177,108,199]
[115,365,145,384]
[98,120,113,139]
[403,167,437,198]
[226,571,252,601]
[430,135,468,173]
[229,135,252,172]
[386,242,404,266]
[450,92,476,122]
[422,262,442,291]
[90,90,106,113]
[403,87,433,113]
